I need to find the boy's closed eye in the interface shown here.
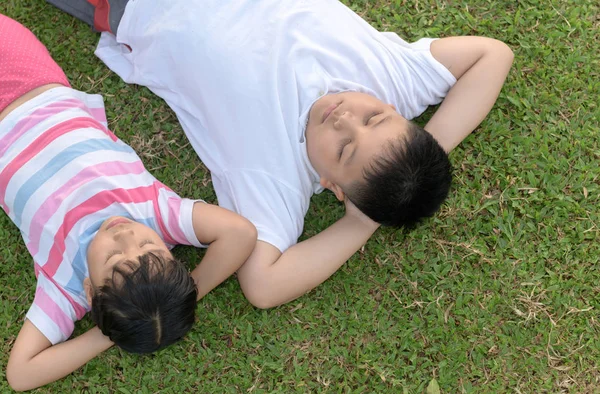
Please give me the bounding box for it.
[338,138,351,160]
[363,111,380,125]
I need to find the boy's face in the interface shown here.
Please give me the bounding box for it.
[85,217,171,298]
[305,92,408,200]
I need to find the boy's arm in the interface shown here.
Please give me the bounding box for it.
[190,202,257,300]
[235,37,513,309]
[237,199,379,308]
[425,36,514,152]
[6,321,113,391]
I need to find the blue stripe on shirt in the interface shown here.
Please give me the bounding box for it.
[12,139,134,227]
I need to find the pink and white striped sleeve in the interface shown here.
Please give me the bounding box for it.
[25,272,79,344]
[156,186,206,248]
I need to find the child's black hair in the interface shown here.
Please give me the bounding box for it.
[346,121,452,227]
[90,252,197,354]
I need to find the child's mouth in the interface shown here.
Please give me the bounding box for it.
[322,102,341,123]
[105,217,130,230]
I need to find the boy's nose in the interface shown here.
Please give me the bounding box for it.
[334,112,364,135]
[334,111,356,129]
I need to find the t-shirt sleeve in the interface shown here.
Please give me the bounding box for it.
[25,272,78,345]
[378,33,457,119]
[212,170,307,253]
[156,185,206,248]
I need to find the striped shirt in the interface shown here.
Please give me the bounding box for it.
[0,87,203,345]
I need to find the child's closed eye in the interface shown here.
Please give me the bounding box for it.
[105,249,121,264]
[363,111,380,125]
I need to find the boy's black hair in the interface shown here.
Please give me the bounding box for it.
[90,252,197,354]
[346,121,452,227]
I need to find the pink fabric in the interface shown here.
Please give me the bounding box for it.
[0,99,81,157]
[33,268,87,320]
[0,14,70,114]
[0,117,115,213]
[26,160,146,257]
[33,285,75,338]
[88,0,114,34]
[167,196,189,244]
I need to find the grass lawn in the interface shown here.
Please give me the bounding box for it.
[1,0,599,392]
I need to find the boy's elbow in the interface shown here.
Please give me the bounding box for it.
[247,220,258,244]
[500,42,514,64]
[237,266,280,310]
[490,39,514,65]
[243,287,278,310]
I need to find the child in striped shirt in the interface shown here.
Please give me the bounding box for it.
[0,14,257,391]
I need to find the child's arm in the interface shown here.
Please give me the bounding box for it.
[6,321,113,391]
[236,199,380,308]
[189,202,257,300]
[425,36,514,152]
[234,37,513,309]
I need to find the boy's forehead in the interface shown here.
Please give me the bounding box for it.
[345,91,385,105]
[348,119,408,179]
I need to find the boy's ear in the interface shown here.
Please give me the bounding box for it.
[320,177,346,201]
[84,277,93,306]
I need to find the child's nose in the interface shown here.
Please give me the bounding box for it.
[333,111,355,129]
[113,228,135,241]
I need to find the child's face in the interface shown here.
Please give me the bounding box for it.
[86,217,172,289]
[305,92,408,200]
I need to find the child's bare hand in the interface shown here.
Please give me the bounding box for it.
[344,198,381,230]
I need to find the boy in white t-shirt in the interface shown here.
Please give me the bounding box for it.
[48,0,514,308]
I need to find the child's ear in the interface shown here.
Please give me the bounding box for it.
[84,277,93,306]
[320,177,346,201]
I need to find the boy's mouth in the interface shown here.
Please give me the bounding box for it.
[322,102,341,123]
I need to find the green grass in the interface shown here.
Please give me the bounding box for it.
[1,0,599,392]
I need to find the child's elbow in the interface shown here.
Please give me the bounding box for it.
[7,380,27,392]
[492,39,514,65]
[6,364,29,392]
[501,43,514,64]
[232,217,258,251]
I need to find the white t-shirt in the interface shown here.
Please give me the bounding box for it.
[95,0,456,252]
